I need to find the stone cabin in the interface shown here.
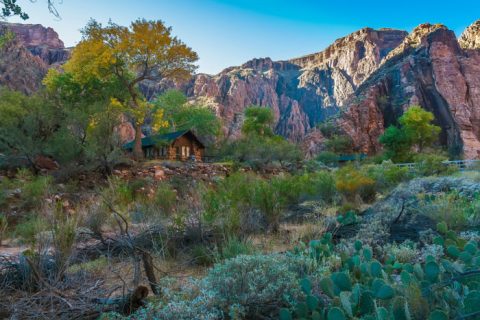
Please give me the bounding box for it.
[123,130,205,161]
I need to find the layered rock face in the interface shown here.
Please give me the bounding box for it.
[179,28,408,142]
[340,23,480,158]
[459,20,480,49]
[0,22,69,94]
[0,22,70,65]
[181,21,480,159]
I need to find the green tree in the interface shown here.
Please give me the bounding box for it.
[155,90,221,138]
[219,107,302,170]
[65,19,198,160]
[399,106,441,152]
[380,106,441,161]
[242,106,275,137]
[379,125,412,162]
[43,69,129,174]
[0,89,61,171]
[325,134,353,154]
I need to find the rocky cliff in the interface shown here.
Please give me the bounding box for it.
[339,22,480,158]
[459,20,480,50]
[0,22,69,94]
[176,28,408,143]
[177,21,480,159]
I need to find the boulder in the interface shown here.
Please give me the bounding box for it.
[336,176,480,246]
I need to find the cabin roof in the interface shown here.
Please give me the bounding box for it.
[123,130,205,150]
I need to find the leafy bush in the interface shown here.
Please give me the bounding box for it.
[335,165,375,203]
[220,135,303,170]
[202,170,338,236]
[315,151,338,167]
[203,172,314,235]
[317,121,337,139]
[324,135,353,154]
[202,172,258,237]
[153,181,177,216]
[254,178,288,232]
[67,257,109,274]
[419,192,480,230]
[299,171,337,204]
[0,213,8,245]
[14,215,49,246]
[205,254,307,318]
[413,153,456,176]
[362,161,412,193]
[379,125,413,162]
[217,106,303,170]
[16,169,53,209]
[215,236,256,261]
[121,254,310,320]
[191,243,215,266]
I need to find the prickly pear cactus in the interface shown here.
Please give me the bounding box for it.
[280,224,480,320]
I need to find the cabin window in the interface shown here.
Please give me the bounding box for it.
[181,146,190,157]
[145,147,154,159]
[160,147,167,157]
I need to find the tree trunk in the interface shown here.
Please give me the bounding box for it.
[133,124,144,161]
[132,254,141,288]
[142,252,160,295]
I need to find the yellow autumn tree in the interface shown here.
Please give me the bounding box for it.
[65,19,198,160]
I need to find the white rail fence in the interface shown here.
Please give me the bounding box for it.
[395,159,480,171]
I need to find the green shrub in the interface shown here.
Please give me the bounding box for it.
[153,181,177,215]
[123,254,309,320]
[335,165,375,203]
[0,213,8,245]
[413,153,455,176]
[67,257,109,274]
[14,215,48,245]
[103,176,135,208]
[215,236,256,261]
[18,171,53,209]
[203,172,309,235]
[254,179,286,232]
[300,171,337,204]
[191,244,215,266]
[324,135,352,154]
[219,134,303,171]
[317,121,337,139]
[316,151,338,167]
[419,192,480,230]
[362,161,412,193]
[202,172,257,236]
[204,254,306,318]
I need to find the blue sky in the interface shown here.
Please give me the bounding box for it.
[9,0,480,74]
